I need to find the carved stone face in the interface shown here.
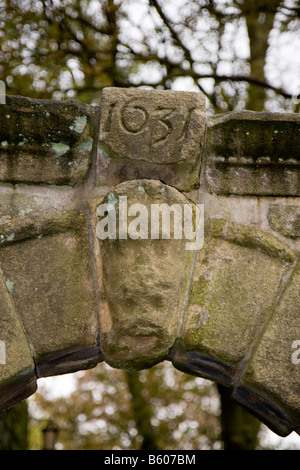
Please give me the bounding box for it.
[97,179,196,370]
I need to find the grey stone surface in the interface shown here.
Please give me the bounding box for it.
[205,111,300,196]
[0,95,100,186]
[268,204,300,239]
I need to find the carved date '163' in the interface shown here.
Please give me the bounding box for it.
[104,100,196,145]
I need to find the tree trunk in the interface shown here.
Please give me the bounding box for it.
[240,0,281,110]
[103,0,120,87]
[0,401,29,450]
[217,384,261,450]
[125,371,159,450]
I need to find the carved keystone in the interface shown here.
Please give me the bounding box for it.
[98,88,206,191]
[92,179,196,370]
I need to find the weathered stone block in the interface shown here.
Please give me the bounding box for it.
[0,95,100,186]
[0,209,102,377]
[205,111,300,196]
[97,88,206,191]
[170,219,296,386]
[0,192,58,222]
[234,260,300,437]
[0,271,36,412]
[91,179,196,370]
[268,204,300,239]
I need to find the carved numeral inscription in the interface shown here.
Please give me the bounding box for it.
[104,102,117,133]
[121,100,149,134]
[105,99,196,146]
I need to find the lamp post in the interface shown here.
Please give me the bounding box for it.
[42,419,58,450]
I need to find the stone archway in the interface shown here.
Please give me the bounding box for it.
[0,90,299,437]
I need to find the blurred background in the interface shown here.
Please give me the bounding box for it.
[0,0,300,450]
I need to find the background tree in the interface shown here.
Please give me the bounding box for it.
[0,401,29,450]
[0,0,298,110]
[29,362,222,450]
[217,384,261,450]
[0,0,299,450]
[28,364,298,450]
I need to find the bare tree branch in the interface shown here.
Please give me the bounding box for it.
[149,0,295,101]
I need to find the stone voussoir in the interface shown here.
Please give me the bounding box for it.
[0,269,37,411]
[0,209,102,379]
[169,218,297,382]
